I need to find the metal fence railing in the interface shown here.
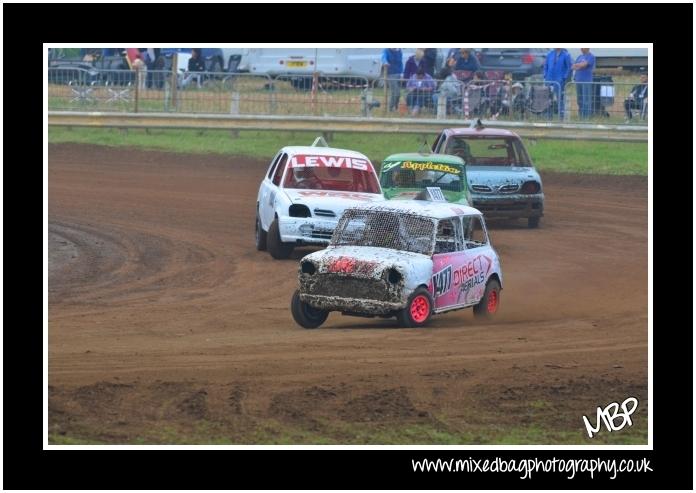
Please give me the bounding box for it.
[48,68,373,116]
[564,81,647,124]
[47,68,648,126]
[372,76,564,121]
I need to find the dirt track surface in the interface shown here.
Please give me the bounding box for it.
[48,144,648,444]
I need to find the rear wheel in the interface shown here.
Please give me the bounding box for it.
[397,288,434,328]
[473,279,501,319]
[267,218,294,259]
[255,212,267,251]
[291,290,328,329]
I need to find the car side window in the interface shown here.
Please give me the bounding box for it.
[434,218,464,254]
[272,153,288,187]
[462,215,488,248]
[267,152,281,179]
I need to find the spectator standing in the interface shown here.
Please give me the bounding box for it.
[406,67,436,116]
[422,48,438,76]
[381,48,404,112]
[624,70,648,121]
[131,52,147,91]
[403,49,424,81]
[149,48,166,89]
[571,48,595,119]
[543,48,571,118]
[181,48,206,89]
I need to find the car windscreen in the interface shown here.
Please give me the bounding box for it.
[380,160,464,192]
[331,208,436,256]
[445,136,532,167]
[283,154,381,193]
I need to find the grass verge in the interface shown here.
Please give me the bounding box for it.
[48,127,647,175]
[49,413,648,446]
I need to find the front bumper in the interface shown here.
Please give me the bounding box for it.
[301,294,405,315]
[279,217,338,245]
[471,193,544,219]
[299,271,408,315]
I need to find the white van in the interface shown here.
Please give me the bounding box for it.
[243,48,447,80]
[245,48,384,80]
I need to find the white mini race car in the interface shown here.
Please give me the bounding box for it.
[256,138,384,259]
[291,189,504,328]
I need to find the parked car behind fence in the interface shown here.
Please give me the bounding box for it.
[477,48,547,80]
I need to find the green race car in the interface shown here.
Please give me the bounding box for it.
[379,153,470,205]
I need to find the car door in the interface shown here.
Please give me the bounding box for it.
[261,152,288,228]
[259,152,280,218]
[264,153,288,227]
[430,217,465,310]
[455,215,494,306]
[431,215,494,310]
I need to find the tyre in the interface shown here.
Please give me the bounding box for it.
[255,212,267,251]
[473,279,501,319]
[397,287,434,328]
[291,290,328,329]
[527,216,540,228]
[267,218,294,259]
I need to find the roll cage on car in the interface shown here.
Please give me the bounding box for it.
[291,190,504,329]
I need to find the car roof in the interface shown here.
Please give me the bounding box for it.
[351,199,482,220]
[444,127,519,137]
[279,146,371,160]
[381,153,465,166]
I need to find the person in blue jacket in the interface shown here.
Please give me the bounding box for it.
[572,48,596,119]
[454,49,481,81]
[381,48,404,112]
[543,48,572,118]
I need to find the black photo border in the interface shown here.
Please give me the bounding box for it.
[6,1,692,489]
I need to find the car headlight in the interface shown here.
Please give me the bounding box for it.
[289,204,311,218]
[520,181,541,194]
[386,268,402,284]
[301,261,316,275]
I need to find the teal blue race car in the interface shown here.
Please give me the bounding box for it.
[431,126,544,228]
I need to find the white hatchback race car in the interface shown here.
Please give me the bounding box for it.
[256,139,384,259]
[291,189,504,328]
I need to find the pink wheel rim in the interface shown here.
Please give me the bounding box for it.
[410,295,430,323]
[487,290,498,313]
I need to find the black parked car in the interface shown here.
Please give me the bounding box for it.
[477,48,547,80]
